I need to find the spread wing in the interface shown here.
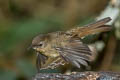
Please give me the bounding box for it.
[36,52,48,71]
[55,39,93,68]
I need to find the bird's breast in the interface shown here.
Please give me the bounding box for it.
[43,45,60,58]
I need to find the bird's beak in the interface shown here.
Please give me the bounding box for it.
[27,45,45,52]
[27,45,38,50]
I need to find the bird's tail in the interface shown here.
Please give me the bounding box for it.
[67,17,112,38]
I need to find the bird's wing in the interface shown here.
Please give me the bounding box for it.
[36,52,48,71]
[55,39,93,68]
[67,17,112,38]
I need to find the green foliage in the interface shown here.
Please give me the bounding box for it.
[0,70,16,80]
[16,59,36,77]
[0,18,63,53]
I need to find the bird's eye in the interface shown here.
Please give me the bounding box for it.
[38,42,43,47]
[39,43,42,46]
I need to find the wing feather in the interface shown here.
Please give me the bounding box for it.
[55,39,93,68]
[36,52,48,71]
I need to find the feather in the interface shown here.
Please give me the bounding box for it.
[36,53,41,71]
[55,39,92,68]
[36,52,48,71]
[76,59,88,67]
[66,17,112,38]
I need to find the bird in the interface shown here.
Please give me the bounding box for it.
[30,17,112,71]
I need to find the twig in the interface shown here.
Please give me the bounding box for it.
[97,0,120,24]
[100,35,117,70]
[96,0,120,70]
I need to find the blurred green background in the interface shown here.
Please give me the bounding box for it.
[0,0,120,80]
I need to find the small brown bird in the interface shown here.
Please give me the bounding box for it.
[30,17,112,71]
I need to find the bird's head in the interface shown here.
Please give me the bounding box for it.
[30,34,50,53]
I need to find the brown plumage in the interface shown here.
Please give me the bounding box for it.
[30,17,112,71]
